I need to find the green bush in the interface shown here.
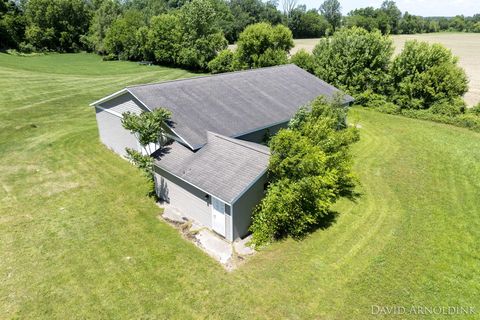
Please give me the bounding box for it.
[429,98,465,117]
[390,40,468,110]
[250,97,359,246]
[207,49,236,73]
[312,27,393,95]
[290,49,315,73]
[236,22,294,69]
[469,103,480,116]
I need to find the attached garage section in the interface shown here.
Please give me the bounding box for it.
[94,92,148,157]
[154,168,233,241]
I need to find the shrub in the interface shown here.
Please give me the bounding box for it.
[290,49,315,73]
[390,40,468,110]
[207,49,236,73]
[312,27,393,95]
[250,97,359,246]
[469,103,480,116]
[429,98,465,117]
[236,22,294,69]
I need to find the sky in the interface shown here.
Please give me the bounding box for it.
[300,0,480,17]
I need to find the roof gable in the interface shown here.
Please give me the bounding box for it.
[154,132,270,204]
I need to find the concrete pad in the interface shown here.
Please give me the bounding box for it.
[161,204,187,224]
[233,235,256,256]
[194,229,232,265]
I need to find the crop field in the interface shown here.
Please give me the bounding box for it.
[293,33,480,106]
[1,53,479,318]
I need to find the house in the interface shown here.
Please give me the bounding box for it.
[90,64,353,241]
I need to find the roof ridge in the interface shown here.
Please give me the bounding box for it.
[207,132,270,156]
[126,64,297,90]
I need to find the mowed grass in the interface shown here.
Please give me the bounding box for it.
[1,53,479,319]
[292,33,480,106]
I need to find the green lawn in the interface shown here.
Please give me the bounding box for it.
[1,53,479,319]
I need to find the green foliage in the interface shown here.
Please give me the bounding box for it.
[469,103,480,116]
[24,0,92,52]
[207,49,235,73]
[429,98,465,117]
[236,22,293,69]
[288,6,329,38]
[227,0,283,42]
[147,13,182,65]
[175,0,227,69]
[353,90,400,114]
[319,0,341,32]
[390,40,468,110]
[0,0,26,50]
[104,10,146,60]
[312,27,393,95]
[85,0,122,53]
[250,97,359,246]
[290,49,315,73]
[121,108,172,147]
[125,147,155,180]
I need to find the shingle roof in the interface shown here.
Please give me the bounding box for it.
[128,64,353,149]
[154,132,270,204]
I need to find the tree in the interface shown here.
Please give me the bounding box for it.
[319,0,341,32]
[121,108,172,155]
[147,13,182,65]
[0,0,26,49]
[176,0,228,69]
[380,0,401,33]
[282,0,297,21]
[103,10,146,60]
[85,0,122,53]
[24,0,92,51]
[249,97,359,246]
[236,22,293,68]
[227,0,282,43]
[312,27,393,94]
[390,40,468,109]
[288,6,329,38]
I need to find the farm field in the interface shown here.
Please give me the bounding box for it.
[1,53,479,318]
[293,33,480,106]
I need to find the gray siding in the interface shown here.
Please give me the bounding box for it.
[155,169,233,241]
[236,122,288,144]
[232,172,268,240]
[99,92,146,115]
[95,107,139,157]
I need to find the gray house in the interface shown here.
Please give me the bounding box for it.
[91,64,353,241]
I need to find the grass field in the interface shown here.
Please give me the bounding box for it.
[293,33,480,106]
[1,53,479,319]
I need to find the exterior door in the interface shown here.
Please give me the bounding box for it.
[211,197,226,237]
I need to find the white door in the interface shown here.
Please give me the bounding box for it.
[211,197,226,237]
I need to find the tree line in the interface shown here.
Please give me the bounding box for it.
[1,0,480,68]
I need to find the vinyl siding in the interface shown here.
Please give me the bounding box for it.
[95,107,140,157]
[155,169,233,241]
[236,121,288,144]
[232,172,268,240]
[98,92,146,115]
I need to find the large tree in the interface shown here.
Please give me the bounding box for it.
[312,27,393,94]
[175,0,228,69]
[380,0,401,33]
[319,0,341,32]
[24,0,92,51]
